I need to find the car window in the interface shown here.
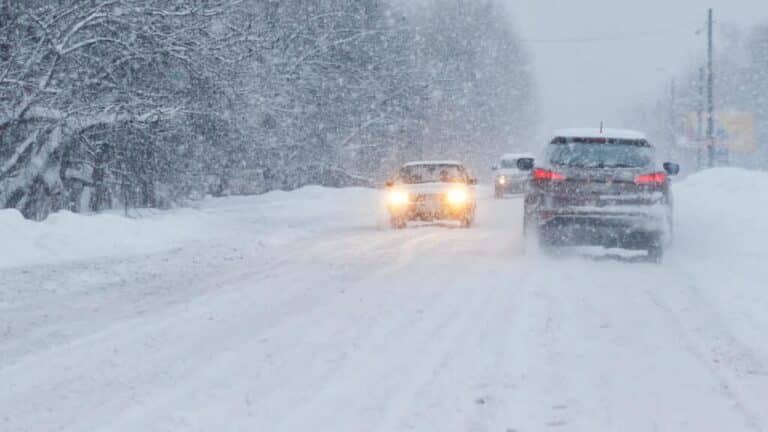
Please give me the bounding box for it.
[500,159,517,169]
[547,141,653,168]
[397,165,467,184]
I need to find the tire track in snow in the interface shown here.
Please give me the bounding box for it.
[641,268,767,431]
[59,226,479,431]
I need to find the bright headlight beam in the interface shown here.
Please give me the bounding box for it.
[388,190,410,206]
[446,188,468,206]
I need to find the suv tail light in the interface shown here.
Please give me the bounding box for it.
[634,172,667,185]
[533,168,566,181]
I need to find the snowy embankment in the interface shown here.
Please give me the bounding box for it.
[1,168,763,269]
[1,168,767,432]
[0,186,379,270]
[671,168,768,368]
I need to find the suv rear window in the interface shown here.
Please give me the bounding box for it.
[547,138,653,168]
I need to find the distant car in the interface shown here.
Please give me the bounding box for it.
[493,153,535,198]
[385,161,477,229]
[519,128,679,261]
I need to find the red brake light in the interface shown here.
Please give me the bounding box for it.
[634,172,667,185]
[533,168,566,181]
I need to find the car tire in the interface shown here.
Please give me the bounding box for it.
[666,213,675,246]
[534,234,560,257]
[646,233,664,263]
[390,216,407,230]
[460,212,474,228]
[494,188,503,199]
[523,205,536,238]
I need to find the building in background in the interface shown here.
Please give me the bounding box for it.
[682,110,758,169]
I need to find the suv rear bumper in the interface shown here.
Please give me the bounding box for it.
[533,210,668,249]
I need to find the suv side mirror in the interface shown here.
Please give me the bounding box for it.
[663,162,680,176]
[468,178,478,185]
[491,165,498,171]
[385,180,394,188]
[517,157,534,171]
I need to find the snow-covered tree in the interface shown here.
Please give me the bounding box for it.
[413,0,535,172]
[0,1,239,218]
[1,0,536,219]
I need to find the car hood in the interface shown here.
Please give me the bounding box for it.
[496,168,527,177]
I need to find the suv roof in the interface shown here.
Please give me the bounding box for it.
[552,128,646,140]
[500,153,534,160]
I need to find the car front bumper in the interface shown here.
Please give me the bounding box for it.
[389,201,474,221]
[495,177,528,194]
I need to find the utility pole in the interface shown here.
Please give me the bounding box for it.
[670,78,676,138]
[668,78,677,161]
[698,67,705,169]
[706,8,715,167]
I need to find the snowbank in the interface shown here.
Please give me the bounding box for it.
[0,186,379,270]
[0,207,209,270]
[673,167,768,258]
[671,167,768,362]
[3,168,766,271]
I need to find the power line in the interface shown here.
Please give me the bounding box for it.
[521,25,700,44]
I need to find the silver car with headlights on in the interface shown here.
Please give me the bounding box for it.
[493,153,534,198]
[385,161,477,229]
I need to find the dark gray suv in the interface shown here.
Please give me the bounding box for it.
[519,129,680,261]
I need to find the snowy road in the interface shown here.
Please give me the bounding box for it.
[1,170,767,431]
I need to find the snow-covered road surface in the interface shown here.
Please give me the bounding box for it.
[1,169,767,431]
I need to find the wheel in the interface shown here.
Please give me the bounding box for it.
[390,215,407,229]
[522,205,536,239]
[460,208,475,228]
[645,233,664,263]
[530,232,559,257]
[665,212,675,246]
[494,188,503,199]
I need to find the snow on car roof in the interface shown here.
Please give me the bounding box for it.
[500,152,535,160]
[402,160,464,167]
[553,128,647,140]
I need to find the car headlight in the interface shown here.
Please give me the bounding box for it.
[388,190,411,206]
[497,175,507,185]
[446,187,469,206]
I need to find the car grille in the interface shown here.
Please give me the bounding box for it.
[415,193,441,204]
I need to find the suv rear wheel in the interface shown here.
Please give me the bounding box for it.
[645,233,664,263]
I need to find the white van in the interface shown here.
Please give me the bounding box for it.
[492,153,534,197]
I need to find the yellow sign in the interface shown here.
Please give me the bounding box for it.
[684,111,756,153]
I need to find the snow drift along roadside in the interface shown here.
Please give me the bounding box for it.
[673,167,768,258]
[0,207,209,270]
[1,168,765,270]
[0,186,379,270]
[670,167,768,363]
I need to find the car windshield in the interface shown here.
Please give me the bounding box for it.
[397,164,467,184]
[547,141,653,168]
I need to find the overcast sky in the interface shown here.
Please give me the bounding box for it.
[504,0,768,136]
